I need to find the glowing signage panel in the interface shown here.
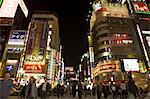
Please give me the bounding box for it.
[8,30,26,45]
[0,0,19,18]
[0,0,28,18]
[23,63,45,73]
[122,59,140,72]
[132,2,150,14]
[99,64,116,71]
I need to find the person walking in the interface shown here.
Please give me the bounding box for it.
[38,77,50,99]
[0,71,17,99]
[96,83,103,99]
[56,82,61,98]
[83,84,87,97]
[77,82,83,99]
[127,77,140,99]
[120,81,127,99]
[102,83,109,99]
[72,82,76,97]
[25,76,37,99]
[110,83,117,99]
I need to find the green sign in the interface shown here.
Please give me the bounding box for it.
[0,0,3,7]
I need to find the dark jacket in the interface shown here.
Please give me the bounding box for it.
[38,82,51,96]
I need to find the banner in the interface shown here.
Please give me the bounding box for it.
[23,63,45,73]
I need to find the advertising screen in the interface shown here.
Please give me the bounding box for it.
[122,59,140,72]
[0,0,28,18]
[0,0,19,18]
[132,2,150,14]
[8,30,26,45]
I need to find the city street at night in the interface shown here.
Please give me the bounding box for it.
[1,0,150,99]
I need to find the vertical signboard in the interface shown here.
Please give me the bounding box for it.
[26,20,46,57]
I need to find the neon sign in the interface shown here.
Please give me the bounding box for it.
[132,2,150,14]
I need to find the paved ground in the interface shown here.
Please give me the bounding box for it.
[8,94,150,99]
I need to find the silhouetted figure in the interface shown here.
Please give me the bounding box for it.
[61,85,65,96]
[77,82,83,99]
[96,83,103,99]
[128,78,140,99]
[56,82,61,98]
[120,81,127,99]
[0,71,17,99]
[72,83,76,97]
[102,83,109,99]
[110,83,117,99]
[38,77,50,99]
[25,76,37,99]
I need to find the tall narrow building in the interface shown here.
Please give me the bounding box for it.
[0,0,28,77]
[21,11,61,84]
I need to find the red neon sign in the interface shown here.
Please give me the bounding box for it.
[23,63,45,73]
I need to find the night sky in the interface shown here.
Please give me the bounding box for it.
[25,0,89,66]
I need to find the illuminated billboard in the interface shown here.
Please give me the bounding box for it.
[93,2,129,18]
[132,2,150,14]
[8,30,26,45]
[4,60,18,76]
[122,59,140,72]
[26,20,46,57]
[23,63,45,73]
[0,0,28,18]
[0,0,18,18]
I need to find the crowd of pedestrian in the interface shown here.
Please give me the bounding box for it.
[0,71,149,99]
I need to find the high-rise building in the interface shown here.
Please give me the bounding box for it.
[20,11,61,85]
[91,0,148,87]
[0,0,28,77]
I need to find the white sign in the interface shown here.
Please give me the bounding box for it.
[0,0,28,18]
[142,31,150,34]
[123,59,140,72]
[8,30,26,45]
[0,0,19,18]
[146,36,150,47]
[19,0,28,17]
